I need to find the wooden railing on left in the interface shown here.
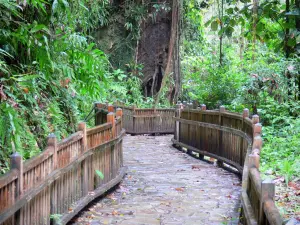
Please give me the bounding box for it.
[0,109,126,225]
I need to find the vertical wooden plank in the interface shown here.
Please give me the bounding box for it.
[175,103,182,142]
[217,106,225,167]
[132,105,136,134]
[116,108,123,132]
[240,108,249,165]
[260,179,275,224]
[78,122,89,197]
[108,104,114,113]
[10,152,23,225]
[107,112,116,138]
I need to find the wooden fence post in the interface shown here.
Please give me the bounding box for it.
[10,152,23,225]
[77,122,90,195]
[243,108,249,118]
[47,134,58,219]
[260,179,275,224]
[240,108,249,165]
[47,133,57,170]
[107,112,116,138]
[187,102,193,155]
[253,135,263,154]
[116,107,123,119]
[198,104,206,160]
[252,115,259,138]
[248,153,260,169]
[242,108,249,134]
[217,106,225,167]
[132,105,136,134]
[78,122,87,153]
[108,104,114,113]
[192,100,198,109]
[175,102,182,142]
[253,123,262,137]
[95,102,106,125]
[116,108,123,133]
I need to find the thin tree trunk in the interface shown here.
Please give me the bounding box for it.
[285,0,290,58]
[240,27,245,60]
[217,0,224,66]
[252,0,258,61]
[219,36,223,65]
[285,0,292,97]
[296,0,300,99]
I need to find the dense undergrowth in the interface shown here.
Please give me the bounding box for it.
[181,0,299,219]
[0,0,155,173]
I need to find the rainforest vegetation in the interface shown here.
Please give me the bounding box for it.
[0,0,299,219]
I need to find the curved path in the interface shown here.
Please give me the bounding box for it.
[70,135,241,225]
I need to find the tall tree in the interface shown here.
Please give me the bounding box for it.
[153,0,182,106]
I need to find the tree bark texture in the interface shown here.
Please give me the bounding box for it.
[137,0,181,104]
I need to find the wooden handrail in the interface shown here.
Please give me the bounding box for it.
[23,146,53,173]
[172,104,283,225]
[0,107,126,225]
[87,123,112,135]
[0,169,18,189]
[57,131,84,150]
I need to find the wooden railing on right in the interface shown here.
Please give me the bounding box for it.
[172,103,283,225]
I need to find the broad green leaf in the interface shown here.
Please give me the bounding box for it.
[95,170,104,180]
[211,21,218,31]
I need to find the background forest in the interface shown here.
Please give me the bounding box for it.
[0,0,299,219]
[181,0,299,218]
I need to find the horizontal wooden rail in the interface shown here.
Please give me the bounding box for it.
[172,102,283,225]
[0,108,126,225]
[95,103,175,134]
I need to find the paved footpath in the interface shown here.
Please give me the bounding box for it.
[71,135,242,225]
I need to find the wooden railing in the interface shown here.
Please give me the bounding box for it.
[94,103,175,135]
[2,100,285,225]
[172,103,283,225]
[0,109,126,225]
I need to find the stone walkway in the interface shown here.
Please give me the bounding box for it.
[70,135,242,225]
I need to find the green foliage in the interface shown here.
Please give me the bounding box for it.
[124,0,146,40]
[95,169,104,180]
[0,0,147,173]
[182,0,300,186]
[261,118,300,183]
[182,0,204,54]
[205,0,299,54]
[182,44,247,108]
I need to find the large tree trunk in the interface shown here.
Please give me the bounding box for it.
[137,0,181,105]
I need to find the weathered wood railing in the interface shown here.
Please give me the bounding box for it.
[0,109,126,225]
[94,103,175,134]
[172,103,283,225]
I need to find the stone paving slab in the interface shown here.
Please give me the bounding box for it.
[70,135,242,225]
